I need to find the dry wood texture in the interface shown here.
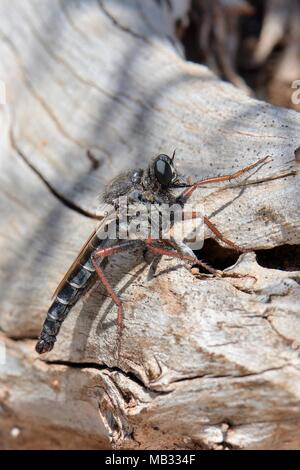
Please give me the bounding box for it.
[0,0,300,450]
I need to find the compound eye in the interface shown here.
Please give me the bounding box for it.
[154,158,173,186]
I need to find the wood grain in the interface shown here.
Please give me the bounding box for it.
[0,0,299,449]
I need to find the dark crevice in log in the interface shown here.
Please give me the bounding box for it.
[43,359,159,393]
[194,239,300,273]
[256,244,300,271]
[193,238,240,272]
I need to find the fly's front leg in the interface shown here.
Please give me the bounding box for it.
[177,156,271,203]
[178,157,271,252]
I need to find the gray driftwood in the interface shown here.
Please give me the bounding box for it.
[0,0,300,450]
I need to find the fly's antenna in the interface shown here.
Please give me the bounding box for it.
[171,149,176,162]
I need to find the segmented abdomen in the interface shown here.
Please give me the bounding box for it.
[35,239,101,354]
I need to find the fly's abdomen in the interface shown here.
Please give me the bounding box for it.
[35,252,96,354]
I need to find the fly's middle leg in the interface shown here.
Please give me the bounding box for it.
[145,238,219,275]
[203,216,248,252]
[145,238,253,280]
[181,211,247,252]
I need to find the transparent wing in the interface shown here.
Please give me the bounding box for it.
[52,203,116,298]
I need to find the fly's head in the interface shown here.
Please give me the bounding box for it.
[102,151,191,206]
[142,151,190,200]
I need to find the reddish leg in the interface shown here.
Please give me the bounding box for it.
[145,238,251,279]
[178,157,271,251]
[178,156,270,202]
[180,210,246,252]
[204,216,247,252]
[92,240,143,332]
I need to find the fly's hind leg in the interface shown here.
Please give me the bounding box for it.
[92,240,143,351]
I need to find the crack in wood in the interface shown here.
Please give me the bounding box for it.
[10,130,101,220]
[43,358,151,391]
[98,0,150,44]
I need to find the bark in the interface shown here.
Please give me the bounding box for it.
[0,0,300,450]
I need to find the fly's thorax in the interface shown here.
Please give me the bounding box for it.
[97,194,195,243]
[102,169,144,204]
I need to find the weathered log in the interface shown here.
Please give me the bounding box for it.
[0,0,300,450]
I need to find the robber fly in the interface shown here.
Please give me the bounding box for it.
[36,152,269,354]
